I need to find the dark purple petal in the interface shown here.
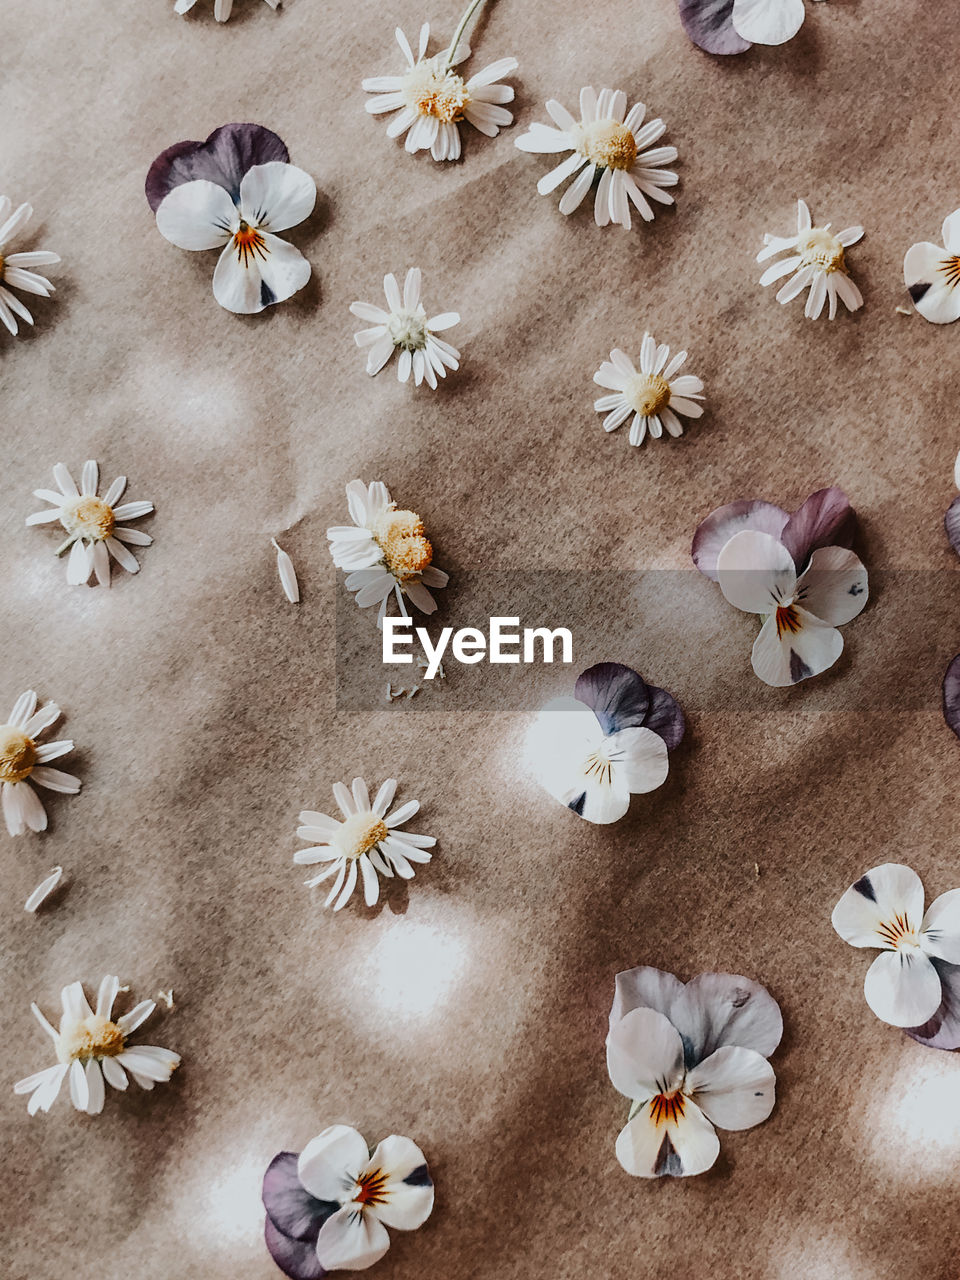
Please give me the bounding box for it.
[691,500,789,581]
[945,496,960,556]
[609,966,685,1030]
[265,1216,327,1280]
[145,123,290,211]
[574,663,649,736]
[780,487,857,571]
[669,973,783,1069]
[262,1152,337,1242]
[677,0,752,54]
[643,685,686,751]
[943,654,960,741]
[905,958,960,1050]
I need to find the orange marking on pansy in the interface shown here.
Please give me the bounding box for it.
[649,1091,685,1126]
[876,912,914,948]
[775,604,801,640]
[354,1168,390,1208]
[233,221,268,268]
[938,256,960,288]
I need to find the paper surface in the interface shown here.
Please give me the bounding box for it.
[4,1,960,1277]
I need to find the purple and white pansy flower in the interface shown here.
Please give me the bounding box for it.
[263,1125,434,1276]
[607,967,781,1177]
[146,124,316,315]
[526,663,684,825]
[677,0,823,55]
[832,864,960,1049]
[903,207,960,324]
[693,487,868,687]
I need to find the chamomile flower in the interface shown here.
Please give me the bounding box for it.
[174,0,279,20]
[757,199,864,319]
[26,461,153,586]
[0,196,60,337]
[363,21,518,161]
[515,87,678,230]
[0,690,80,838]
[350,268,460,388]
[327,479,449,624]
[593,334,705,446]
[13,976,180,1116]
[295,777,436,911]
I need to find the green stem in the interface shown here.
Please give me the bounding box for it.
[444,0,486,68]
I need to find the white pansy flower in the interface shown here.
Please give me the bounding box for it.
[350,268,460,388]
[296,777,436,911]
[0,196,60,337]
[363,21,518,162]
[0,690,80,837]
[154,161,316,314]
[327,479,449,625]
[716,529,868,686]
[515,87,678,230]
[27,460,153,586]
[14,976,180,1116]
[758,199,863,319]
[832,864,960,1028]
[593,333,705,446]
[904,207,960,324]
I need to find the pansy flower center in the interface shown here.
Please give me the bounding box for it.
[401,60,469,123]
[583,749,613,786]
[649,1090,686,1126]
[938,256,960,287]
[573,120,638,171]
[798,227,845,273]
[373,508,433,580]
[233,219,268,267]
[625,373,671,417]
[335,812,389,860]
[60,496,115,542]
[775,603,802,639]
[877,912,921,951]
[387,309,428,351]
[56,1014,126,1065]
[0,725,37,782]
[353,1167,390,1208]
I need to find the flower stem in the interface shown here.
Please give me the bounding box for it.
[444,0,485,68]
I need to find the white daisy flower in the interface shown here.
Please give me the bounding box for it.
[14,976,180,1117]
[363,20,518,162]
[174,0,279,20]
[0,196,60,337]
[350,268,460,388]
[0,690,80,837]
[26,460,153,587]
[327,479,449,624]
[515,87,678,230]
[295,777,436,911]
[757,198,864,319]
[593,333,705,446]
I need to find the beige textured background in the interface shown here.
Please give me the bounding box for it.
[4,1,960,1277]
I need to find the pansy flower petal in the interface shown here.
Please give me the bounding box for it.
[238,163,316,234]
[921,889,960,964]
[794,545,868,626]
[574,662,650,735]
[831,863,925,948]
[609,966,686,1030]
[750,608,842,686]
[731,0,804,44]
[685,1045,776,1130]
[155,180,236,250]
[212,233,310,314]
[780,487,857,570]
[264,1216,327,1280]
[716,529,797,615]
[903,240,960,324]
[943,653,960,740]
[691,499,789,582]
[606,1006,685,1101]
[315,1204,391,1272]
[262,1151,338,1242]
[863,948,942,1028]
[146,122,289,211]
[669,973,783,1067]
[905,959,960,1051]
[616,1097,720,1178]
[642,684,686,750]
[297,1125,369,1203]
[365,1135,434,1230]
[677,0,752,54]
[944,497,960,556]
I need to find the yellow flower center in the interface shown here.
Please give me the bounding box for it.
[335,812,389,861]
[0,254,5,278]
[0,725,36,782]
[625,373,671,417]
[387,310,428,351]
[56,1014,126,1064]
[373,507,433,581]
[233,220,268,266]
[402,60,469,123]
[877,912,921,951]
[60,496,115,542]
[798,227,845,273]
[649,1090,686,1126]
[573,120,638,171]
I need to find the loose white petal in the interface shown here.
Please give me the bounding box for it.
[24,866,63,913]
[271,539,300,603]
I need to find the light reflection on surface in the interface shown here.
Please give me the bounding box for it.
[869,1053,960,1176]
[776,1231,879,1280]
[183,1153,266,1252]
[355,917,468,1022]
